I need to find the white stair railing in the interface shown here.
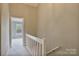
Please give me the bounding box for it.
[25,34,46,56]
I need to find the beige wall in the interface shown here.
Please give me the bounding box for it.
[9,4,38,36]
[0,4,1,55]
[1,4,10,56]
[37,4,79,55]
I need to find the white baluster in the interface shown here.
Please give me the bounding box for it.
[36,43,39,56]
[34,40,35,56]
[39,44,41,56]
[42,39,45,56]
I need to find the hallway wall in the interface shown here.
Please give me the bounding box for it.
[9,4,38,36]
[0,4,1,55]
[1,4,10,56]
[37,4,79,55]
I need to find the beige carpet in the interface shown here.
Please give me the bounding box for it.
[7,38,31,56]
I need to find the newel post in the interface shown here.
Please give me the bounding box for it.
[42,38,46,56]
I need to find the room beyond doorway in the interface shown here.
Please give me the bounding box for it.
[11,17,24,48]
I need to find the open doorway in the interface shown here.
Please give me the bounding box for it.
[11,17,24,48]
[7,17,31,56]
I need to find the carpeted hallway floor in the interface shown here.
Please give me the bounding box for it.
[7,38,31,56]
